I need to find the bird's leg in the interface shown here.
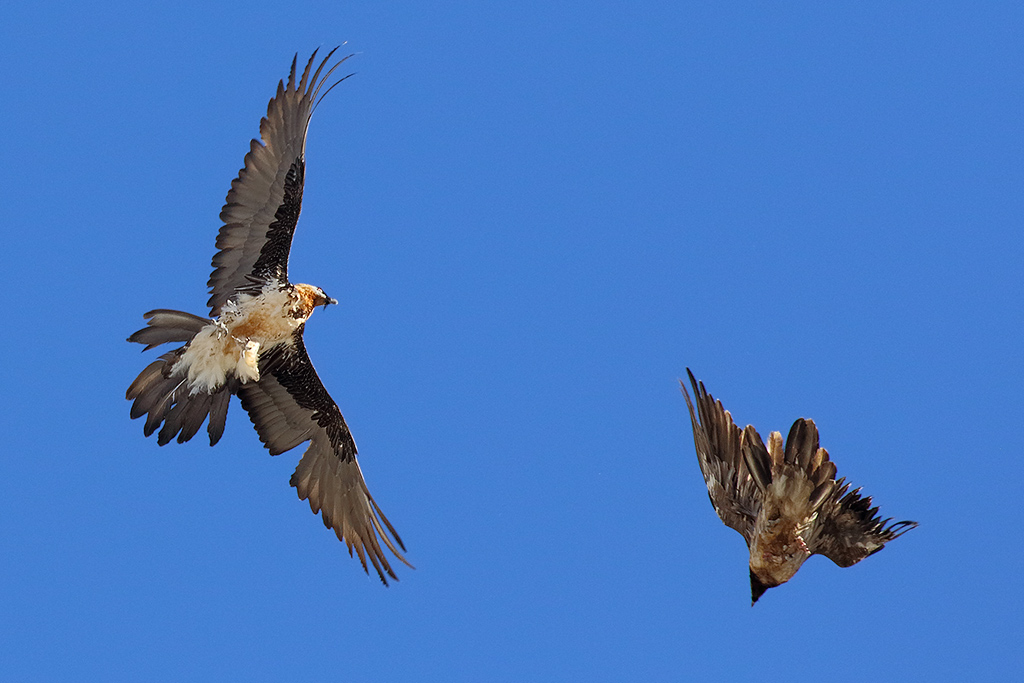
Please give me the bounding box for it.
[241,339,261,381]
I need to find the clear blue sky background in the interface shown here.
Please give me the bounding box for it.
[2,2,1021,681]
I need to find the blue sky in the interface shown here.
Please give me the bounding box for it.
[2,2,1021,681]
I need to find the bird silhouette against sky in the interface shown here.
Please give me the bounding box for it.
[681,369,916,604]
[127,49,411,584]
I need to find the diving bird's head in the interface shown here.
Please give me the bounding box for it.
[749,537,809,605]
[749,568,780,605]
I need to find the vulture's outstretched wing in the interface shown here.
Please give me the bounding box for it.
[809,482,918,567]
[237,332,412,584]
[681,369,761,543]
[207,48,350,316]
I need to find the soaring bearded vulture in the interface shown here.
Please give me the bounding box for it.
[127,49,412,584]
[681,370,916,604]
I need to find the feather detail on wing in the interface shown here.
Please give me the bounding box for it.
[290,439,410,586]
[681,369,761,543]
[207,48,351,315]
[781,419,839,512]
[237,331,412,584]
[739,425,773,493]
[774,417,917,567]
[809,481,918,567]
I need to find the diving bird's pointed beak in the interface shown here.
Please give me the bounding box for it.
[750,569,771,606]
[325,296,337,308]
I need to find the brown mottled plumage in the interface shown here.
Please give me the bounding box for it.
[126,49,411,584]
[681,369,916,604]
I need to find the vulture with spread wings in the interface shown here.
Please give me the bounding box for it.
[126,49,412,584]
[681,370,915,604]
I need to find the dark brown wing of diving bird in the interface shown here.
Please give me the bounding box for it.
[808,480,918,568]
[774,417,918,568]
[680,369,761,544]
[241,333,412,584]
[207,47,351,316]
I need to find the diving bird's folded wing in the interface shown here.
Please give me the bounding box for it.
[207,48,350,315]
[681,370,761,543]
[237,332,411,584]
[809,481,918,567]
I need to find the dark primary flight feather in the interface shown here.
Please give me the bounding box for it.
[127,50,411,585]
[681,369,916,603]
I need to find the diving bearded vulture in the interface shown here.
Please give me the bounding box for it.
[680,370,916,604]
[126,49,412,584]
